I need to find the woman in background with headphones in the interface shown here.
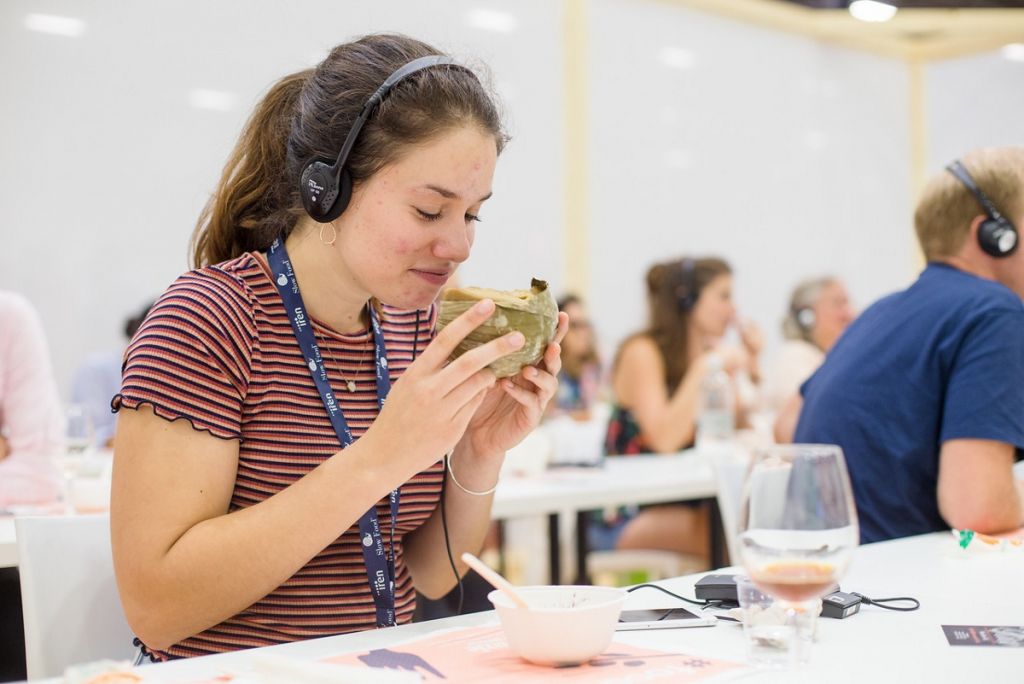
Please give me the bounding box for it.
[599,256,761,561]
[110,34,567,661]
[767,277,855,442]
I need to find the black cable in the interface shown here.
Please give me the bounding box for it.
[626,583,707,607]
[440,453,464,616]
[850,593,920,612]
[424,307,464,617]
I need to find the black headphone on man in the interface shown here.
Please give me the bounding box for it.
[299,55,458,223]
[945,160,1019,258]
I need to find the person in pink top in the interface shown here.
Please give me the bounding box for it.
[0,290,64,507]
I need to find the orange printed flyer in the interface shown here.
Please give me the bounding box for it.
[325,625,744,682]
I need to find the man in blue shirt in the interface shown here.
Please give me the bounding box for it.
[782,147,1024,544]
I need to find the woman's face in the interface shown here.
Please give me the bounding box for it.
[334,126,497,310]
[561,300,594,362]
[690,273,735,338]
[812,280,855,351]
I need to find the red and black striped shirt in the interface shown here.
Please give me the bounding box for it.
[114,251,441,659]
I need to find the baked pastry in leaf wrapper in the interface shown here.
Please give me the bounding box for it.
[437,278,558,378]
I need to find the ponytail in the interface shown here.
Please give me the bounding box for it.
[190,68,312,268]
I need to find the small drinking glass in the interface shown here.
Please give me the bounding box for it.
[56,404,95,511]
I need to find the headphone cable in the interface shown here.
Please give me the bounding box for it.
[419,306,465,616]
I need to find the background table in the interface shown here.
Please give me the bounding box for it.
[491,452,719,582]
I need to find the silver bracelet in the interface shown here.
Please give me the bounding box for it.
[445,452,498,496]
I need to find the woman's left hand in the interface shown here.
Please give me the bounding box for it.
[462,312,569,459]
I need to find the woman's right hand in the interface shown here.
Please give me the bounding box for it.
[363,299,525,474]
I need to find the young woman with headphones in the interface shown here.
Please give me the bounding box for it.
[599,256,761,561]
[109,34,567,660]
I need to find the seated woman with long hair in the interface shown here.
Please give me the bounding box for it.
[602,257,761,560]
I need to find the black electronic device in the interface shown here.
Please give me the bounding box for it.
[299,54,458,223]
[945,160,1020,257]
[694,574,739,603]
[820,591,862,619]
[695,573,857,619]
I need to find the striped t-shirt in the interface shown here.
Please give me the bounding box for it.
[114,251,441,659]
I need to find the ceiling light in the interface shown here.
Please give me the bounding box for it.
[660,47,695,71]
[1001,43,1024,63]
[24,13,86,37]
[848,1,898,23]
[466,9,518,33]
[188,89,237,112]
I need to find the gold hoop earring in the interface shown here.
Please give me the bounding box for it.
[318,222,337,246]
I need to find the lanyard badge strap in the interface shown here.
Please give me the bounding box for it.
[268,238,399,627]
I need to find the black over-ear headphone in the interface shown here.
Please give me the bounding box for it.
[945,160,1019,258]
[676,258,698,312]
[299,55,458,223]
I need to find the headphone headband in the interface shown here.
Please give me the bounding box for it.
[300,54,461,222]
[676,258,698,312]
[945,160,1019,257]
[327,55,458,180]
[945,161,1006,223]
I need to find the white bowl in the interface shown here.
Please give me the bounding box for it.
[488,585,627,666]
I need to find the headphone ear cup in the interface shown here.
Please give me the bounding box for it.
[300,161,342,223]
[675,287,696,312]
[325,167,354,223]
[796,307,816,330]
[978,217,1019,257]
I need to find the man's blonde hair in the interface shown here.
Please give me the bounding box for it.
[914,147,1024,261]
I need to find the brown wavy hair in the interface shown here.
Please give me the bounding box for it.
[191,34,507,268]
[642,257,731,392]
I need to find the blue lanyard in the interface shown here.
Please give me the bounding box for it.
[267,238,399,628]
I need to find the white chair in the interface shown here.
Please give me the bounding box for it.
[15,514,135,679]
[712,450,752,565]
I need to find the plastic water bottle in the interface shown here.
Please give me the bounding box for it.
[696,354,735,454]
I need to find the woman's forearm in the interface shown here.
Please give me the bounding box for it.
[115,426,414,651]
[403,441,502,598]
[643,360,707,453]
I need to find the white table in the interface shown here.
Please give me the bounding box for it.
[491,452,719,582]
[492,452,716,519]
[59,532,1019,683]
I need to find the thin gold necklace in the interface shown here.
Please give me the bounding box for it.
[315,306,371,393]
[317,329,370,393]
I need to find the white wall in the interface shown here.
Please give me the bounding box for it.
[925,49,1024,173]
[2,0,1023,401]
[588,0,914,364]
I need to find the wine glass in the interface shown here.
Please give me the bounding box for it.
[736,443,859,663]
